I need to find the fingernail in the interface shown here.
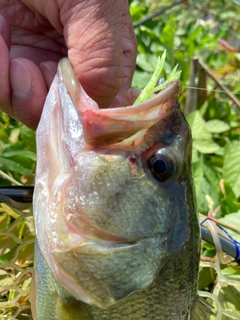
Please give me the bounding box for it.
[0,15,5,34]
[11,59,32,97]
[40,61,57,75]
[40,61,57,88]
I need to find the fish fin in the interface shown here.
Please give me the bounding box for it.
[190,295,213,320]
[55,296,92,320]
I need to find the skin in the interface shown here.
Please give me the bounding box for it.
[0,0,137,129]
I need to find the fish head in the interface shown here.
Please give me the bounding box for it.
[34,59,198,309]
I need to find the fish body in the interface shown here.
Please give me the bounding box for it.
[32,59,211,319]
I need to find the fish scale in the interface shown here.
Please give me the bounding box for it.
[87,249,197,319]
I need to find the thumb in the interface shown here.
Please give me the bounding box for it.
[60,0,136,108]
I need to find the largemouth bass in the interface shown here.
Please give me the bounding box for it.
[31,58,211,319]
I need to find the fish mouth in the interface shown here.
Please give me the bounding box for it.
[59,58,181,147]
[62,216,174,252]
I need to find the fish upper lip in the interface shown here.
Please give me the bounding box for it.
[87,81,181,117]
[80,82,181,147]
[59,58,181,117]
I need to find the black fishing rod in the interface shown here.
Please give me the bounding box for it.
[0,186,33,203]
[0,186,239,262]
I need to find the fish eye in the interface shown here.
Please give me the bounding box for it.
[147,153,176,182]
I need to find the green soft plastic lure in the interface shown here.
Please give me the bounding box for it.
[134,50,181,105]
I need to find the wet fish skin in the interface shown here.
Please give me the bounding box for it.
[31,239,91,320]
[32,58,211,319]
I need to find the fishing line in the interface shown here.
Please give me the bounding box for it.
[157,77,240,98]
[183,86,240,96]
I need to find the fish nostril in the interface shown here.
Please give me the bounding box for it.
[173,125,180,134]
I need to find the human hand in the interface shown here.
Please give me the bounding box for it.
[0,0,137,129]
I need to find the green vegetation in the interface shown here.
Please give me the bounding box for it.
[130,1,240,317]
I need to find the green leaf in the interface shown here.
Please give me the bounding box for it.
[0,128,9,144]
[19,125,36,152]
[187,111,212,141]
[0,157,33,175]
[205,120,231,133]
[193,140,220,154]
[218,211,240,242]
[221,264,240,280]
[198,266,216,290]
[1,148,36,160]
[17,242,34,268]
[220,182,240,215]
[159,17,176,66]
[230,121,240,128]
[9,128,21,143]
[193,155,204,192]
[203,163,220,193]
[193,157,219,213]
[223,144,240,198]
[132,70,151,90]
[136,54,158,72]
[187,111,220,154]
[0,212,11,231]
[0,246,17,264]
[218,283,240,314]
[129,4,147,22]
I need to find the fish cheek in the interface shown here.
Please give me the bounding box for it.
[60,152,171,239]
[62,155,131,235]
